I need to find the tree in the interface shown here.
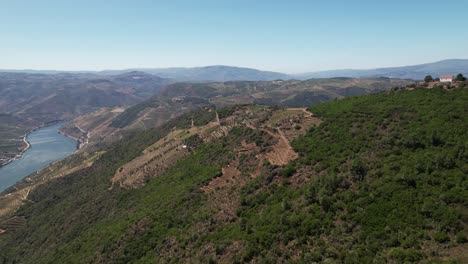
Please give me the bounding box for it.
[424,75,434,82]
[351,159,367,182]
[455,73,466,81]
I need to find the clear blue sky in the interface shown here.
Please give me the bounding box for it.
[1,0,467,73]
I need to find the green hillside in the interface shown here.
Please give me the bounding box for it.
[0,88,466,263]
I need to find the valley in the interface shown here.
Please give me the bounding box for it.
[0,71,172,165]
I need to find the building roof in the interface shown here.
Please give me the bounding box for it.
[440,75,454,79]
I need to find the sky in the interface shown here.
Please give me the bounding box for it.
[1,0,467,73]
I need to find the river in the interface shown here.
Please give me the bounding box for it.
[0,123,77,192]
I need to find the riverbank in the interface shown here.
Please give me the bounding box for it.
[0,121,70,168]
[0,134,32,168]
[58,124,89,151]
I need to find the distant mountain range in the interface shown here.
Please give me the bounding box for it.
[100,66,291,82]
[295,59,468,80]
[1,59,467,81]
[0,66,290,82]
[0,71,171,120]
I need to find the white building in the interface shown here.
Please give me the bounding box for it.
[440,75,454,83]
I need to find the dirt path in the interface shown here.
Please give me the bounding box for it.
[215,111,220,125]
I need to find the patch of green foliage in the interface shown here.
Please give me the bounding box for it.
[455,74,466,82]
[217,105,240,119]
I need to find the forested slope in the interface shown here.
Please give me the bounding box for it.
[0,88,466,263]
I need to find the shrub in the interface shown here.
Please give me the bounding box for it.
[456,232,467,244]
[455,73,466,82]
[424,75,434,82]
[388,248,422,262]
[433,232,450,243]
[280,163,296,177]
[351,160,367,182]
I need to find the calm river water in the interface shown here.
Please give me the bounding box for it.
[0,123,76,192]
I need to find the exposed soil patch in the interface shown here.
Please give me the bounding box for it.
[264,128,298,166]
[201,164,241,193]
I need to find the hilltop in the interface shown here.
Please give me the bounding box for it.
[0,86,466,263]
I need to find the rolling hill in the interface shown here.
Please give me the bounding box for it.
[57,77,410,151]
[109,77,411,127]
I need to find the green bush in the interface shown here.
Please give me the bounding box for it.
[433,232,450,243]
[456,232,467,244]
[280,163,296,177]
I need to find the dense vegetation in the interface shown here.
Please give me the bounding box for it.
[0,88,466,263]
[233,88,468,262]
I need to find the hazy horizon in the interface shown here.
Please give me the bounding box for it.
[1,58,467,75]
[2,0,468,73]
